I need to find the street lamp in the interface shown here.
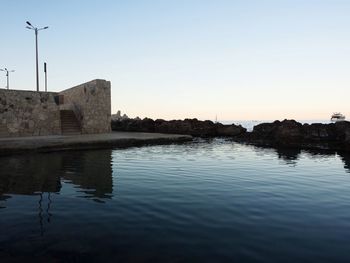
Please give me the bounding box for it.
[0,68,15,90]
[26,21,48,92]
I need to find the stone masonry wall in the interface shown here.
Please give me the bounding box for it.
[0,89,61,137]
[59,79,111,134]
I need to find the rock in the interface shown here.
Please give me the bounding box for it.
[216,123,246,137]
[302,123,337,143]
[110,116,350,152]
[111,117,246,137]
[155,119,216,136]
[237,119,350,152]
[334,121,350,151]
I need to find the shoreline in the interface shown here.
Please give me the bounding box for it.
[0,132,192,156]
[1,118,350,156]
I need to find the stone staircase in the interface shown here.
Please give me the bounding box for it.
[60,110,81,135]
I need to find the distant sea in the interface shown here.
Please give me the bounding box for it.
[221,120,331,131]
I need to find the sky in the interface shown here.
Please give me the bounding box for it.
[0,0,349,121]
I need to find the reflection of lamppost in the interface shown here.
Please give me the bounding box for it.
[38,192,53,236]
[25,21,49,92]
[0,68,15,90]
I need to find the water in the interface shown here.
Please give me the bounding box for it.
[1,139,350,262]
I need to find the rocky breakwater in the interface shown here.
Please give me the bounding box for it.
[238,119,350,152]
[111,118,247,137]
[111,117,350,152]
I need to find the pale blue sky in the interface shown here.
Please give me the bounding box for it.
[1,0,349,121]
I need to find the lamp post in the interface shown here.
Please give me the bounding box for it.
[44,62,47,92]
[26,21,48,92]
[0,68,15,90]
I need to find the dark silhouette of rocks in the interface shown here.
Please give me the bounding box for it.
[111,118,247,137]
[237,119,350,152]
[112,118,350,152]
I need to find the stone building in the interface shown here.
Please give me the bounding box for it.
[0,79,111,137]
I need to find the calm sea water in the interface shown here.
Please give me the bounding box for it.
[1,139,350,262]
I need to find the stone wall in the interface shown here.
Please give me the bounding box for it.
[0,89,61,137]
[0,79,111,138]
[59,79,111,134]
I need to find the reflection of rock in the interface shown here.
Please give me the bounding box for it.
[111,118,246,137]
[338,153,350,173]
[276,147,301,165]
[0,149,113,201]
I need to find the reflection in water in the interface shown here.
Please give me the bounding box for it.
[61,150,113,201]
[38,192,53,236]
[1,141,350,262]
[338,153,350,173]
[0,149,113,206]
[0,155,62,195]
[0,150,113,237]
[276,148,301,166]
[0,194,11,209]
[250,143,347,169]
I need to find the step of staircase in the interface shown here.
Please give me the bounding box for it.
[60,110,81,135]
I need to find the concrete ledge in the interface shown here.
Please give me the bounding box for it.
[0,132,193,156]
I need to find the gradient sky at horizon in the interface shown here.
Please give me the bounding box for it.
[1,0,349,121]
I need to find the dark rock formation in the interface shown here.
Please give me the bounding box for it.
[111,118,247,137]
[237,119,350,152]
[112,117,350,152]
[249,120,303,144]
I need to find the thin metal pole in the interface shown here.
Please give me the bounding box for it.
[6,71,9,90]
[35,28,39,92]
[26,22,48,92]
[44,62,47,92]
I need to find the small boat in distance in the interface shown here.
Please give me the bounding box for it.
[331,112,346,122]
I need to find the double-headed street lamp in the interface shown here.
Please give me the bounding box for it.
[26,21,48,92]
[0,68,15,90]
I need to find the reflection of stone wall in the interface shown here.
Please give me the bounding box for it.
[0,153,62,195]
[62,149,113,199]
[0,89,61,137]
[59,79,111,134]
[0,149,113,199]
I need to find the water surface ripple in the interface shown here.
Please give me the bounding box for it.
[1,139,350,262]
